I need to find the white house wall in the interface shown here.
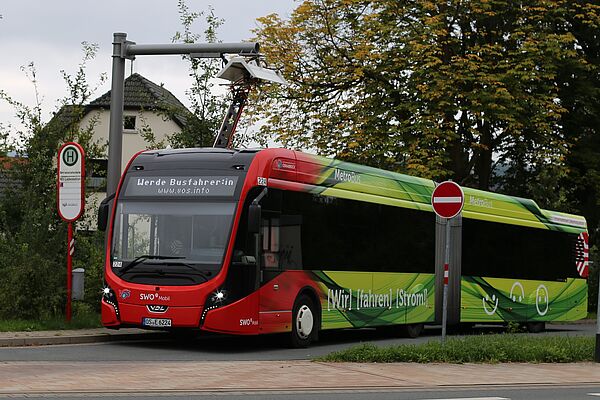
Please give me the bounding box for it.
[80,109,182,168]
[78,108,182,230]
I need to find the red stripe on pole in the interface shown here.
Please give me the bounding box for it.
[66,222,73,323]
[444,263,449,285]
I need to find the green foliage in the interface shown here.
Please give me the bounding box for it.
[0,2,228,322]
[130,1,226,151]
[0,1,228,323]
[0,44,106,320]
[0,303,101,332]
[166,1,226,148]
[318,335,595,363]
[254,1,600,311]
[556,2,600,228]
[589,245,599,312]
[253,0,599,192]
[505,321,525,334]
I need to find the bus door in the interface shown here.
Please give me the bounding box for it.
[259,211,304,334]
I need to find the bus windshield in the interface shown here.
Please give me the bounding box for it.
[111,201,235,274]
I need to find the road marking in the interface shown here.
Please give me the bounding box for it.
[419,398,509,400]
[588,394,600,397]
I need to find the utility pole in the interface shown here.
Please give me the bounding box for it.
[106,32,259,197]
[595,261,600,362]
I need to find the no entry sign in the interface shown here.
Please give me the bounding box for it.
[433,180,464,343]
[431,180,464,219]
[57,142,85,222]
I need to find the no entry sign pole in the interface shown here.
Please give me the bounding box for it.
[431,180,464,343]
[57,142,85,323]
[442,216,451,342]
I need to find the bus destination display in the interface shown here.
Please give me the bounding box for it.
[124,176,238,197]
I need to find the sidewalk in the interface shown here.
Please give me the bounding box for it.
[1,326,599,395]
[0,327,166,347]
[1,361,599,394]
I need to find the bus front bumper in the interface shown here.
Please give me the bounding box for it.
[102,299,203,329]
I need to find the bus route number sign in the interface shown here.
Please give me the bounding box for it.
[57,142,85,222]
[431,181,464,219]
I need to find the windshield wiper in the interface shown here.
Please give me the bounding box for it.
[117,255,184,275]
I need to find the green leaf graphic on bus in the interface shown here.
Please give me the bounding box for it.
[460,276,587,322]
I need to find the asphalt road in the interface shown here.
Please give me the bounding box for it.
[0,385,600,399]
[0,323,593,362]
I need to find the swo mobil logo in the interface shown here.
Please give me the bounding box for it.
[239,318,258,326]
[139,292,171,302]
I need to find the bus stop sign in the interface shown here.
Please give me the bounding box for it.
[57,142,85,222]
[431,181,464,219]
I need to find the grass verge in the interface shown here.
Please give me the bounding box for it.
[317,335,595,363]
[0,311,101,332]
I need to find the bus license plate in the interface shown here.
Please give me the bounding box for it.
[142,317,172,327]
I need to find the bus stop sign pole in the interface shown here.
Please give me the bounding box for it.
[57,142,85,322]
[431,180,464,343]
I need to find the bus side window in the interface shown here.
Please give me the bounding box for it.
[262,217,280,269]
[262,215,303,270]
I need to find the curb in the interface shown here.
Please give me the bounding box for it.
[2,382,600,396]
[0,331,168,347]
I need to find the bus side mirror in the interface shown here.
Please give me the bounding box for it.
[97,193,115,232]
[248,204,261,234]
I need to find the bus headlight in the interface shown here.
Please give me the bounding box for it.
[200,288,229,325]
[101,285,120,318]
[212,289,228,303]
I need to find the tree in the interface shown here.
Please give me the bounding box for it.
[252,0,598,195]
[0,1,231,320]
[167,1,226,148]
[254,0,600,311]
[558,2,600,309]
[0,44,107,319]
[559,1,600,230]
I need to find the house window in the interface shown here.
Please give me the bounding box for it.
[123,115,136,131]
[86,159,107,191]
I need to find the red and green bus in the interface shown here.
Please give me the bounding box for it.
[99,147,589,346]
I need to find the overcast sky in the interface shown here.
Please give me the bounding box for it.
[0,0,297,137]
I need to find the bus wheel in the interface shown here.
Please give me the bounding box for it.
[526,322,545,333]
[403,323,424,338]
[290,295,317,348]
